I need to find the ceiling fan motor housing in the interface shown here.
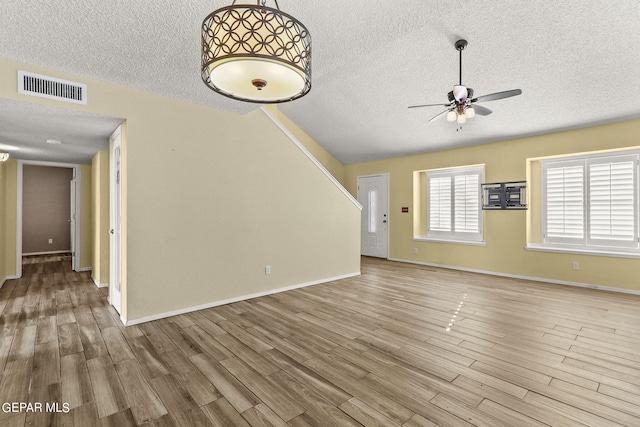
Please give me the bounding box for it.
[448,87,473,103]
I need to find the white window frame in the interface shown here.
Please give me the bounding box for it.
[541,151,640,255]
[424,165,484,244]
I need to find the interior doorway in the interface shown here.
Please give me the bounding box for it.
[357,174,389,258]
[16,161,81,277]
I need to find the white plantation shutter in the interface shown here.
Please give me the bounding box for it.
[455,174,480,233]
[544,163,584,241]
[542,152,639,252]
[427,166,483,242]
[429,177,452,232]
[588,156,636,246]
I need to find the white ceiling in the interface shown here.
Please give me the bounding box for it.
[1,1,639,164]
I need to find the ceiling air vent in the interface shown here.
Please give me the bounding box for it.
[18,70,87,105]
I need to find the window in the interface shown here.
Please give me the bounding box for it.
[424,165,484,243]
[368,189,377,233]
[542,151,639,253]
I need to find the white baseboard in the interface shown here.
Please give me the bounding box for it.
[23,250,71,256]
[91,276,108,288]
[0,275,19,289]
[77,267,92,272]
[125,271,361,326]
[388,258,640,296]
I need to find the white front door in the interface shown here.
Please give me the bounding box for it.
[109,126,123,315]
[358,174,389,258]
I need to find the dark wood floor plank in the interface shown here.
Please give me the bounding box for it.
[148,373,201,425]
[101,326,135,363]
[240,403,290,427]
[0,358,33,421]
[87,356,130,418]
[58,322,84,356]
[32,340,60,388]
[60,352,94,410]
[303,355,414,425]
[159,349,221,406]
[8,325,36,362]
[263,349,352,406]
[190,353,260,414]
[78,321,109,360]
[268,370,362,427]
[215,332,280,376]
[128,334,171,380]
[200,398,251,427]
[115,358,168,424]
[220,357,305,421]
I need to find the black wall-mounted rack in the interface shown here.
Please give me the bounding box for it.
[482,181,527,210]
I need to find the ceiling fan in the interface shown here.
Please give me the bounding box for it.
[409,39,522,128]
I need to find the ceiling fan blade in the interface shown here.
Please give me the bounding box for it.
[471,89,522,103]
[408,103,450,109]
[429,109,451,122]
[471,104,492,116]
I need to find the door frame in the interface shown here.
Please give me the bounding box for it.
[109,125,123,316]
[357,173,390,259]
[16,160,81,277]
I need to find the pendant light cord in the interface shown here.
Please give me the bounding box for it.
[244,0,278,9]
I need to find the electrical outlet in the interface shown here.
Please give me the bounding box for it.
[48,239,53,244]
[572,262,579,271]
[413,248,418,254]
[265,265,271,275]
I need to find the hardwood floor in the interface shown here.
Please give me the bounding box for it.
[1,255,639,426]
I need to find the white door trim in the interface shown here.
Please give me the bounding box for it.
[109,125,123,315]
[357,173,390,258]
[16,160,81,277]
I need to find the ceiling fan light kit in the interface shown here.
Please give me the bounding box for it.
[409,39,522,130]
[201,0,312,103]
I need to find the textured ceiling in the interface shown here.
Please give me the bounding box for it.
[0,98,123,164]
[1,1,639,165]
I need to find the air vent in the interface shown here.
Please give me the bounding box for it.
[18,70,87,105]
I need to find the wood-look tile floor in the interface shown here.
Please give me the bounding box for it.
[1,255,639,426]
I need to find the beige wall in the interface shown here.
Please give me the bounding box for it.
[91,150,110,286]
[124,105,360,321]
[345,119,640,293]
[1,159,17,281]
[0,57,361,323]
[0,160,7,281]
[80,164,92,269]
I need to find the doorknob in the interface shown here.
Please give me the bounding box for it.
[109,229,114,234]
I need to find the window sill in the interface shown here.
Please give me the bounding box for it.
[526,244,640,259]
[414,236,487,247]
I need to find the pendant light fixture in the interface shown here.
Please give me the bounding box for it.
[201,0,312,103]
